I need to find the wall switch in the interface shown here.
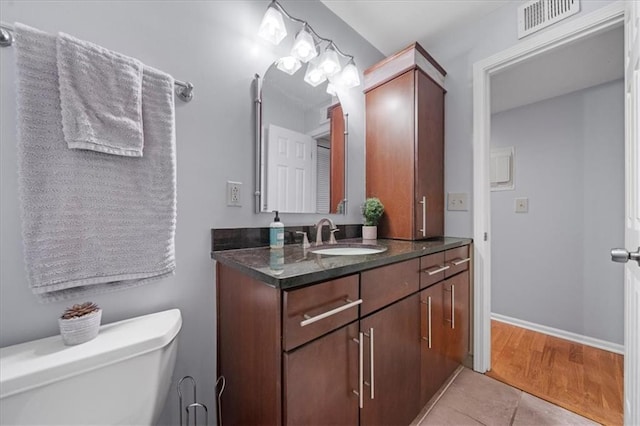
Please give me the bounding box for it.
[447,193,468,211]
[227,181,242,207]
[515,197,528,213]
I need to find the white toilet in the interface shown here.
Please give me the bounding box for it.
[0,308,182,425]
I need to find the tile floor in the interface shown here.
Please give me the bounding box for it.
[414,368,599,426]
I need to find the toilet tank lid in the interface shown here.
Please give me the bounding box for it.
[0,308,182,399]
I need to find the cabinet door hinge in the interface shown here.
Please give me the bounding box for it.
[484,232,488,241]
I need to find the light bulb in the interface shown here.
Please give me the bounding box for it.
[304,58,327,87]
[276,56,302,75]
[339,61,360,89]
[291,25,317,63]
[318,45,341,77]
[257,4,287,45]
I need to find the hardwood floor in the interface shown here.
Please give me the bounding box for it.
[486,320,624,425]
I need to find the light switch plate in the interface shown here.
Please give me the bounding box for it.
[515,197,528,213]
[447,193,468,211]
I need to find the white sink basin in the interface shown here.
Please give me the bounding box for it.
[309,245,387,256]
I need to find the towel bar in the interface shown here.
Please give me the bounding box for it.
[0,22,194,102]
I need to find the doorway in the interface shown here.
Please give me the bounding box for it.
[472,0,634,422]
[486,56,624,422]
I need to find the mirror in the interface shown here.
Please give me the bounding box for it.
[255,63,347,214]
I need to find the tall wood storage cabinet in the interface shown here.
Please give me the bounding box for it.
[365,43,446,240]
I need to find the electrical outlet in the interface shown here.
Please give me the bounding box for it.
[447,193,468,211]
[515,197,529,213]
[227,181,242,207]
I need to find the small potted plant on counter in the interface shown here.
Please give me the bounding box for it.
[362,197,385,240]
[58,301,102,346]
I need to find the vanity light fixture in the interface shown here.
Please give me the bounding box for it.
[276,56,302,75]
[291,24,317,62]
[258,0,360,89]
[257,2,287,45]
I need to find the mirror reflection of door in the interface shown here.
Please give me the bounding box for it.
[266,124,316,213]
[260,62,346,214]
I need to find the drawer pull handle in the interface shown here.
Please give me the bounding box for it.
[420,297,432,348]
[363,328,375,400]
[352,332,364,408]
[451,257,471,266]
[419,196,426,237]
[428,296,432,348]
[300,298,362,327]
[444,284,455,328]
[452,284,455,328]
[424,265,450,276]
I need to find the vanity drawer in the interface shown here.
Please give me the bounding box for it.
[445,245,471,278]
[361,258,420,316]
[420,251,447,289]
[283,274,360,351]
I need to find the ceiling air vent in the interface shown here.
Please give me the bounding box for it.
[518,0,580,39]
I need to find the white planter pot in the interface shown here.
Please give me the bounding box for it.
[362,225,377,240]
[58,309,102,346]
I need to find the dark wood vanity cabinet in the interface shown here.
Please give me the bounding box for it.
[419,283,448,406]
[216,243,471,426]
[418,247,471,407]
[284,322,360,425]
[364,43,446,240]
[360,293,421,426]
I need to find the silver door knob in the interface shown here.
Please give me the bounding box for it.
[611,247,640,266]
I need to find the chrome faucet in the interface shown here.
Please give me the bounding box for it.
[314,218,339,246]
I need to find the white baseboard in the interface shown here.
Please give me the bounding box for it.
[491,313,624,355]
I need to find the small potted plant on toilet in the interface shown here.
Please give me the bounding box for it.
[362,197,384,241]
[59,301,102,346]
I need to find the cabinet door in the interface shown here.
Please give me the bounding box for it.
[419,283,448,406]
[415,70,444,239]
[360,294,421,426]
[443,270,470,371]
[283,322,359,426]
[365,70,416,240]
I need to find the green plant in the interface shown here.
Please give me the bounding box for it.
[362,197,385,226]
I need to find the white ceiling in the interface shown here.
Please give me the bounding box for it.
[321,1,624,114]
[320,0,511,56]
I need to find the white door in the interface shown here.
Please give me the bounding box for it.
[266,124,317,213]
[619,1,640,424]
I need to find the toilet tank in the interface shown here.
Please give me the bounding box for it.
[0,309,182,425]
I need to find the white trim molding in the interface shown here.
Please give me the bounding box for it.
[472,1,625,374]
[491,313,625,355]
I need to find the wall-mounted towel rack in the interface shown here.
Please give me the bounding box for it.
[0,22,194,102]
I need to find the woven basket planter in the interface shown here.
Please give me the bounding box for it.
[59,309,102,346]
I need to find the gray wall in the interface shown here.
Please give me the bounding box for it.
[422,0,616,238]
[490,81,624,345]
[0,1,383,424]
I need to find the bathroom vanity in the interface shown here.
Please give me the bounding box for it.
[212,237,471,425]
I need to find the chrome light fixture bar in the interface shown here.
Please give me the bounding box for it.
[257,0,360,89]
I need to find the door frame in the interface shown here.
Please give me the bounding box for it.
[472,2,626,373]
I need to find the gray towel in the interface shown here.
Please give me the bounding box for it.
[56,31,144,157]
[14,23,177,302]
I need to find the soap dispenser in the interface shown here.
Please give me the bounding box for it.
[270,211,284,249]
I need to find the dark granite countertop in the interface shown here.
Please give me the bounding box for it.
[211,237,472,289]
